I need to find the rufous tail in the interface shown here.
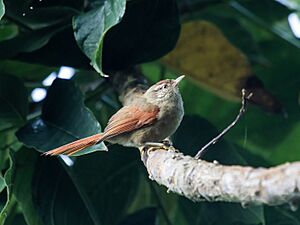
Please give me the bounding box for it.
[42,133,104,156]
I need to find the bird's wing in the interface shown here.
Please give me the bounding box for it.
[103,105,160,139]
[43,105,159,156]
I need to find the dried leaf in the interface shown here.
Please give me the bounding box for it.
[162,20,282,113]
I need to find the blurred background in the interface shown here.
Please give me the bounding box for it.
[0,0,300,224]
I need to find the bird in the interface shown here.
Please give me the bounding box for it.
[43,75,185,156]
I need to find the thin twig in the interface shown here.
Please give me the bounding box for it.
[194,89,252,159]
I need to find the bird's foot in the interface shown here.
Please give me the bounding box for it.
[141,142,169,152]
[139,141,175,165]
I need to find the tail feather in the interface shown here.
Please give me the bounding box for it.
[43,133,103,156]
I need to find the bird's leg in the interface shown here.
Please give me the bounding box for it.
[194,89,253,159]
[161,137,173,147]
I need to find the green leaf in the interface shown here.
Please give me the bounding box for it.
[0,23,18,42]
[17,78,107,155]
[0,25,67,59]
[8,149,44,225]
[0,75,28,129]
[0,177,4,193]
[0,60,57,82]
[0,154,14,225]
[0,0,4,21]
[12,27,91,69]
[32,146,140,225]
[73,0,126,75]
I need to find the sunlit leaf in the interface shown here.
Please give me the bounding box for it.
[17,78,107,155]
[73,0,126,75]
[230,1,300,48]
[276,0,300,10]
[5,0,82,29]
[0,0,4,21]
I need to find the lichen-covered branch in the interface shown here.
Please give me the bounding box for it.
[143,148,300,209]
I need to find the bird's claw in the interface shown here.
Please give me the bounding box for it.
[139,141,176,165]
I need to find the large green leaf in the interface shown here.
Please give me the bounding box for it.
[32,146,140,225]
[17,78,107,155]
[0,0,4,21]
[5,149,44,225]
[73,0,126,75]
[0,75,28,130]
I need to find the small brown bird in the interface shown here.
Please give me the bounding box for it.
[44,75,185,156]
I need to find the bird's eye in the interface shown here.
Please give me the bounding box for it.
[163,84,167,89]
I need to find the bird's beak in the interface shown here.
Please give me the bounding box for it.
[173,75,185,87]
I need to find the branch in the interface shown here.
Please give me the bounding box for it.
[143,148,300,210]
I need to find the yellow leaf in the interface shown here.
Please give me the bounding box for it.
[162,20,282,113]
